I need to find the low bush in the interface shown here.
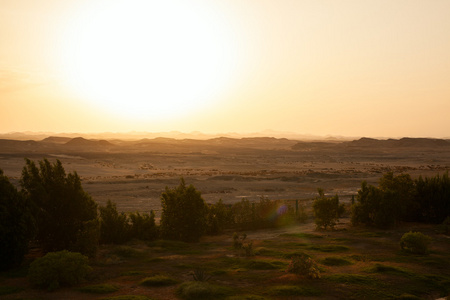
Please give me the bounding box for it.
[176,281,233,299]
[101,296,153,300]
[321,257,353,266]
[286,254,320,279]
[78,284,119,294]
[0,285,24,296]
[400,231,432,255]
[269,285,322,296]
[140,275,178,287]
[28,250,92,291]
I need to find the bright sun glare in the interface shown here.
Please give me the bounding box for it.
[60,0,235,120]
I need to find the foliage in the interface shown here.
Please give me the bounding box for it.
[176,281,233,299]
[415,172,450,223]
[140,275,178,286]
[351,180,397,228]
[129,211,158,241]
[206,199,232,234]
[233,232,254,257]
[99,200,130,244]
[321,257,353,266]
[192,269,212,281]
[101,296,153,300]
[160,178,207,242]
[0,285,24,296]
[286,254,321,279]
[400,231,432,255]
[352,172,450,228]
[28,250,92,291]
[0,169,35,270]
[20,159,98,254]
[78,284,119,294]
[313,188,340,229]
[269,285,322,296]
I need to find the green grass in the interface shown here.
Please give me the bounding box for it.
[306,244,350,252]
[176,281,234,300]
[321,256,353,266]
[268,285,322,297]
[0,285,24,296]
[120,270,145,276]
[140,275,178,287]
[280,233,323,239]
[101,296,154,300]
[78,284,119,294]
[244,260,286,270]
[366,264,412,276]
[324,274,377,286]
[226,295,268,300]
[111,245,142,258]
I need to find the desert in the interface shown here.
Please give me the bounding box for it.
[1,135,449,216]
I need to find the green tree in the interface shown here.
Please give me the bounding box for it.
[129,211,158,241]
[313,188,340,229]
[160,178,206,242]
[415,172,450,223]
[20,159,98,253]
[0,169,35,270]
[99,200,130,244]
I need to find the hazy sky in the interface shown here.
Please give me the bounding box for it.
[1,0,449,138]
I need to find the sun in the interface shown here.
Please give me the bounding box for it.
[59,0,236,120]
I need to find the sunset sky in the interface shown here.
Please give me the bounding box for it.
[1,0,449,138]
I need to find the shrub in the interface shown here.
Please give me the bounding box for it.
[313,188,340,229]
[400,231,432,255]
[176,281,233,299]
[286,254,320,279]
[192,269,212,281]
[160,179,207,242]
[99,200,130,244]
[232,233,254,257]
[321,257,353,266]
[21,159,98,254]
[129,211,158,241]
[78,284,119,294]
[28,250,92,291]
[0,169,35,270]
[140,275,178,287]
[269,285,321,296]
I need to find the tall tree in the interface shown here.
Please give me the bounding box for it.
[0,169,35,270]
[160,178,206,242]
[20,159,98,253]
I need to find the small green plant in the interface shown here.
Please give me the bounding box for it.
[28,250,92,291]
[192,269,212,281]
[400,231,432,255]
[176,281,233,299]
[140,275,178,287]
[269,285,321,296]
[0,285,24,296]
[78,284,119,294]
[233,232,254,257]
[286,254,321,279]
[321,257,353,266]
[101,296,153,300]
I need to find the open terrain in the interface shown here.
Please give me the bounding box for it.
[1,136,449,216]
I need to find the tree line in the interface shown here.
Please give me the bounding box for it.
[1,159,449,271]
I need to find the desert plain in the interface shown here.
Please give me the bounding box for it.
[1,135,449,216]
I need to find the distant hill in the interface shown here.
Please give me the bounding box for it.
[65,137,114,147]
[343,137,450,148]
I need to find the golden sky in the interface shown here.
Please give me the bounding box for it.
[1,0,449,138]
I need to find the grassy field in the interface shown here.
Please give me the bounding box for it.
[1,217,449,300]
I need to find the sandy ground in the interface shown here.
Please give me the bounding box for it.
[1,139,450,217]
